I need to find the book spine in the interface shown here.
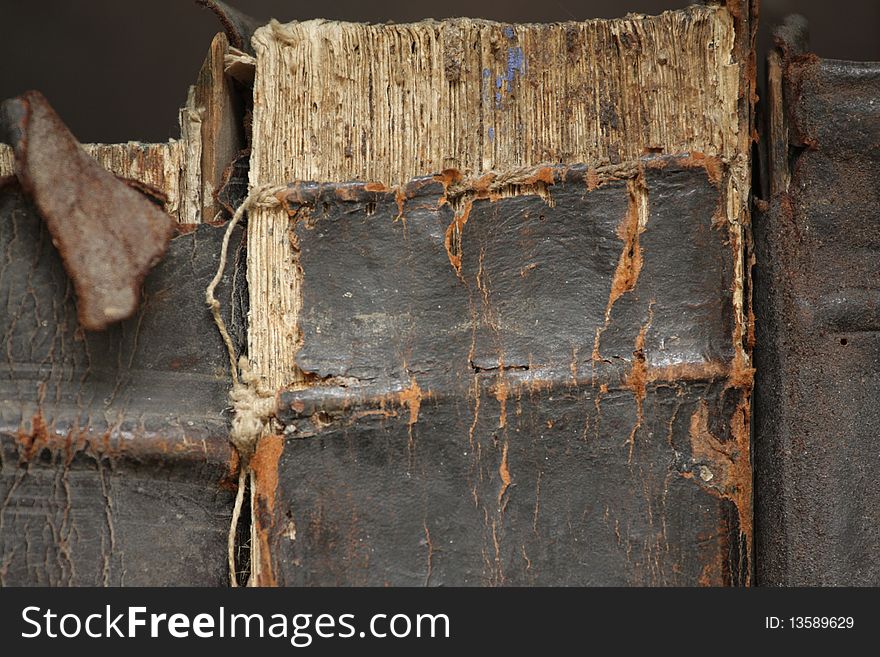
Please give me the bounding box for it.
[755,19,880,585]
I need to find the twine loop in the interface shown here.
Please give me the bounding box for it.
[204,183,287,586]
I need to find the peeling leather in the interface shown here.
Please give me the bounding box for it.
[260,157,752,586]
[0,91,176,331]
[196,0,264,54]
[0,183,246,585]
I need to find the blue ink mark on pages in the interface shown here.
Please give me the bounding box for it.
[507,46,525,86]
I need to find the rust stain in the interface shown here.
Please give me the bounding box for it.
[646,361,730,385]
[491,370,510,429]
[335,185,363,201]
[687,152,723,185]
[443,166,559,207]
[726,227,755,391]
[271,188,287,206]
[281,381,433,433]
[745,246,757,354]
[433,168,463,206]
[624,302,654,462]
[593,176,647,361]
[626,313,651,402]
[685,396,752,584]
[747,305,756,351]
[728,391,753,570]
[468,375,481,450]
[2,91,176,330]
[283,360,745,434]
[520,166,556,187]
[395,186,406,219]
[398,377,423,425]
[490,518,504,585]
[17,413,50,463]
[250,433,284,587]
[497,441,511,505]
[221,449,242,491]
[443,198,473,274]
[14,413,230,465]
[251,434,283,528]
[434,168,463,187]
[468,172,498,200]
[727,360,755,390]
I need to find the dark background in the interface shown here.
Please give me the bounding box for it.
[1,0,878,143]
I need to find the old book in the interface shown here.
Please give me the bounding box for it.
[0,29,248,585]
[244,1,755,586]
[1,0,755,586]
[754,18,880,586]
[0,184,244,585]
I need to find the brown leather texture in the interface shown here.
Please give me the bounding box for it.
[754,21,880,585]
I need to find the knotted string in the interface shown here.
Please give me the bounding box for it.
[205,183,287,587]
